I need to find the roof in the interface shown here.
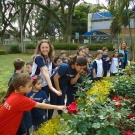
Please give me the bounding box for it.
[92,11,112,20]
[82,30,110,36]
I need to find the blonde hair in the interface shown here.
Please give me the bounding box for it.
[33,39,54,62]
[60,50,66,54]
[119,41,127,50]
[96,50,103,56]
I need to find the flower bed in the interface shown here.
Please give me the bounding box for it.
[35,69,135,135]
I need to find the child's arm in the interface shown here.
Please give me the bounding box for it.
[53,73,62,92]
[93,69,97,78]
[40,67,62,96]
[70,73,80,85]
[92,61,97,78]
[34,102,65,110]
[102,68,104,77]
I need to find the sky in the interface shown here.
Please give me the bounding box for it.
[82,0,107,5]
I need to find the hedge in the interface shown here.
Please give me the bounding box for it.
[25,43,114,51]
[25,44,36,49]
[53,43,114,50]
[9,45,21,53]
[0,50,7,55]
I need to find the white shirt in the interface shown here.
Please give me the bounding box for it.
[95,59,103,77]
[31,55,52,87]
[110,57,119,73]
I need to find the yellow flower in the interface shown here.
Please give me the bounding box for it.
[34,115,61,135]
[86,79,113,102]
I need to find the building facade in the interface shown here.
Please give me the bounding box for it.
[87,11,135,45]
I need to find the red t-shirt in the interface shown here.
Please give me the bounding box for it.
[0,92,36,135]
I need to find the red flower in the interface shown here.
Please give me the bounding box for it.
[127,72,131,77]
[123,131,133,135]
[112,96,119,102]
[83,71,88,75]
[127,114,135,119]
[107,116,111,121]
[116,104,122,109]
[66,102,78,114]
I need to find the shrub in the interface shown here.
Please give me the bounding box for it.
[9,45,21,53]
[25,44,36,49]
[25,43,113,50]
[53,43,114,51]
[0,50,7,55]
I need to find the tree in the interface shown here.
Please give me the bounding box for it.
[0,0,19,46]
[71,3,91,40]
[25,0,81,43]
[8,0,34,42]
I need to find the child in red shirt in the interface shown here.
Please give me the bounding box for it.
[0,73,65,135]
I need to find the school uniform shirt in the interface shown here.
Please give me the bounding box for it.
[51,63,77,89]
[101,55,109,70]
[93,59,103,77]
[88,63,93,80]
[110,57,119,73]
[31,55,56,87]
[119,58,124,69]
[61,57,67,63]
[8,72,18,86]
[0,92,36,135]
[27,90,48,117]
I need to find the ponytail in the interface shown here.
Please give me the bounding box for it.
[3,82,14,103]
[68,55,87,66]
[68,55,78,65]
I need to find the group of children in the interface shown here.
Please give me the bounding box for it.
[0,39,128,135]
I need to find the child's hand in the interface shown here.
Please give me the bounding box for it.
[93,75,97,78]
[55,90,62,96]
[56,105,66,111]
[30,93,36,99]
[22,133,27,135]
[106,57,110,61]
[42,99,46,103]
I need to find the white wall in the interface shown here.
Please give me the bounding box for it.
[88,12,135,31]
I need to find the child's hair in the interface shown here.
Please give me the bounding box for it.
[96,50,103,56]
[110,50,119,61]
[84,45,89,49]
[119,41,127,50]
[60,50,66,54]
[102,47,108,51]
[3,73,31,103]
[13,58,25,70]
[54,56,61,63]
[26,61,33,66]
[68,55,87,66]
[77,46,86,55]
[33,39,54,62]
[112,49,119,57]
[86,54,92,59]
[31,75,42,85]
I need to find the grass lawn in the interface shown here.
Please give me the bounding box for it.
[0,54,32,102]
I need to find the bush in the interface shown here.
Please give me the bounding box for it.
[25,44,36,49]
[0,50,7,55]
[53,43,114,51]
[9,45,21,53]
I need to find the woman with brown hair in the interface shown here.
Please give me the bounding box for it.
[31,39,62,97]
[118,41,128,69]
